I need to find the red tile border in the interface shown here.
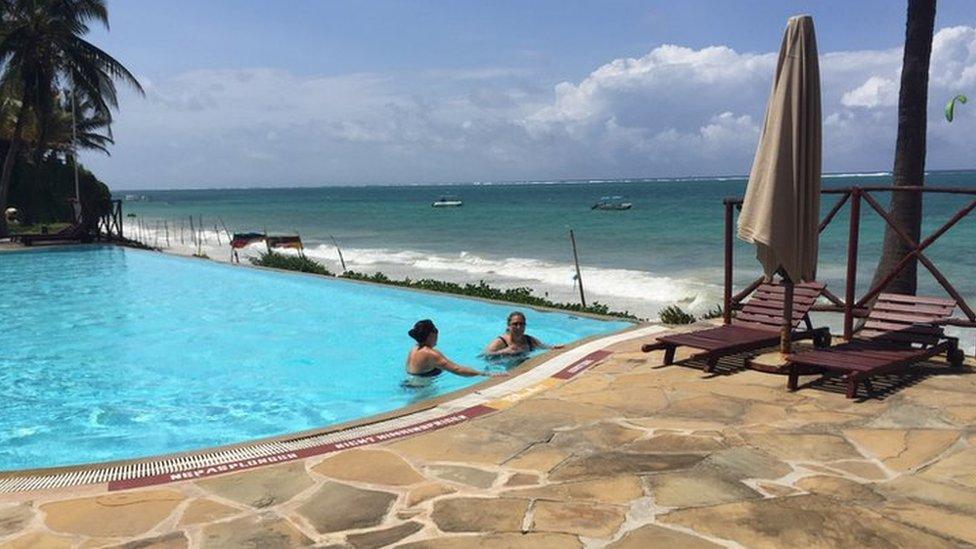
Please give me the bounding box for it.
[551,350,613,380]
[107,404,497,491]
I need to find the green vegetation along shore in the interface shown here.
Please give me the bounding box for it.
[250,251,639,320]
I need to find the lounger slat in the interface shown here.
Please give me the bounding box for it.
[736,312,806,328]
[877,293,957,307]
[730,321,783,333]
[872,301,956,316]
[868,310,952,325]
[740,303,808,318]
[862,320,942,334]
[752,290,817,305]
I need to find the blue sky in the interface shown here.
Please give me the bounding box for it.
[83,1,976,189]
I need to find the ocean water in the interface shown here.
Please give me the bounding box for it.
[0,246,628,470]
[120,171,976,344]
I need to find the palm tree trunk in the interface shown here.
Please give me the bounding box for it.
[0,99,31,237]
[869,0,936,296]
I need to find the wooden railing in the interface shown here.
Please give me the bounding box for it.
[723,186,976,340]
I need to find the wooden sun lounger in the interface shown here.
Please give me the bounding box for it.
[18,224,90,246]
[786,293,965,398]
[641,281,830,372]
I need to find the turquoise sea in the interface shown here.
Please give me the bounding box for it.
[120,171,976,349]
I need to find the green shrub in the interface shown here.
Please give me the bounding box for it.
[341,271,638,320]
[659,305,696,325]
[700,304,724,320]
[250,251,333,276]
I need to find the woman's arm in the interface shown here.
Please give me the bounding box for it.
[528,336,563,350]
[432,350,506,377]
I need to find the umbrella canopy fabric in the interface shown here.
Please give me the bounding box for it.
[737,15,822,283]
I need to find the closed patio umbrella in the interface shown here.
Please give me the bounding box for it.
[737,14,821,353]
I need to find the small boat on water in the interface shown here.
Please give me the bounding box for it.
[592,196,632,210]
[432,195,463,207]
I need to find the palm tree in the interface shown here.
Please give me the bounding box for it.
[870,0,937,296]
[0,0,143,236]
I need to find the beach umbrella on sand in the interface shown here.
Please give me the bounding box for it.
[737,14,821,354]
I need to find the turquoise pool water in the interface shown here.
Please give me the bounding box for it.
[0,246,629,471]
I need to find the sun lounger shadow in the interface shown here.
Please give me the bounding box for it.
[642,281,830,374]
[787,293,966,399]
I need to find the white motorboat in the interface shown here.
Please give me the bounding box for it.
[592,196,632,210]
[432,195,463,207]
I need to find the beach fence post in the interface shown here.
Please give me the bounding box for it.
[569,229,587,308]
[164,220,170,248]
[198,215,205,245]
[214,223,222,246]
[218,218,232,242]
[154,221,160,248]
[331,235,347,272]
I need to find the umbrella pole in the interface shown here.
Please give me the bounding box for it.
[780,272,794,355]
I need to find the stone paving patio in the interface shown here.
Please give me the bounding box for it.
[2,326,975,548]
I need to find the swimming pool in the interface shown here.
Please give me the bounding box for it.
[0,246,629,471]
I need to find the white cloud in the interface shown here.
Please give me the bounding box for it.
[842,76,899,108]
[84,26,976,189]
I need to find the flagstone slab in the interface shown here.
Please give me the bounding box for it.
[503,446,571,472]
[504,475,643,504]
[2,532,73,549]
[197,461,313,509]
[430,497,528,533]
[866,402,956,429]
[177,498,240,526]
[794,475,885,505]
[881,500,976,545]
[346,521,424,548]
[568,385,670,416]
[917,447,976,488]
[388,425,531,465]
[199,513,313,548]
[296,481,396,534]
[312,448,425,486]
[755,481,801,497]
[843,429,959,472]
[742,433,862,462]
[503,472,541,487]
[607,524,720,548]
[877,476,976,514]
[406,482,457,507]
[624,433,726,454]
[530,500,624,539]
[646,471,761,508]
[426,465,498,489]
[107,531,189,548]
[549,452,703,481]
[660,395,747,421]
[0,503,32,537]
[397,532,582,548]
[41,489,184,538]
[695,447,792,480]
[827,460,889,480]
[661,494,956,548]
[548,422,645,452]
[473,398,615,443]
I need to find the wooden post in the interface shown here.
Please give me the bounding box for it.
[154,220,160,248]
[331,235,347,272]
[188,215,195,247]
[164,220,170,247]
[723,200,734,325]
[198,215,205,245]
[214,224,222,246]
[569,229,587,308]
[180,220,184,245]
[780,272,794,355]
[844,188,861,340]
[219,218,232,242]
